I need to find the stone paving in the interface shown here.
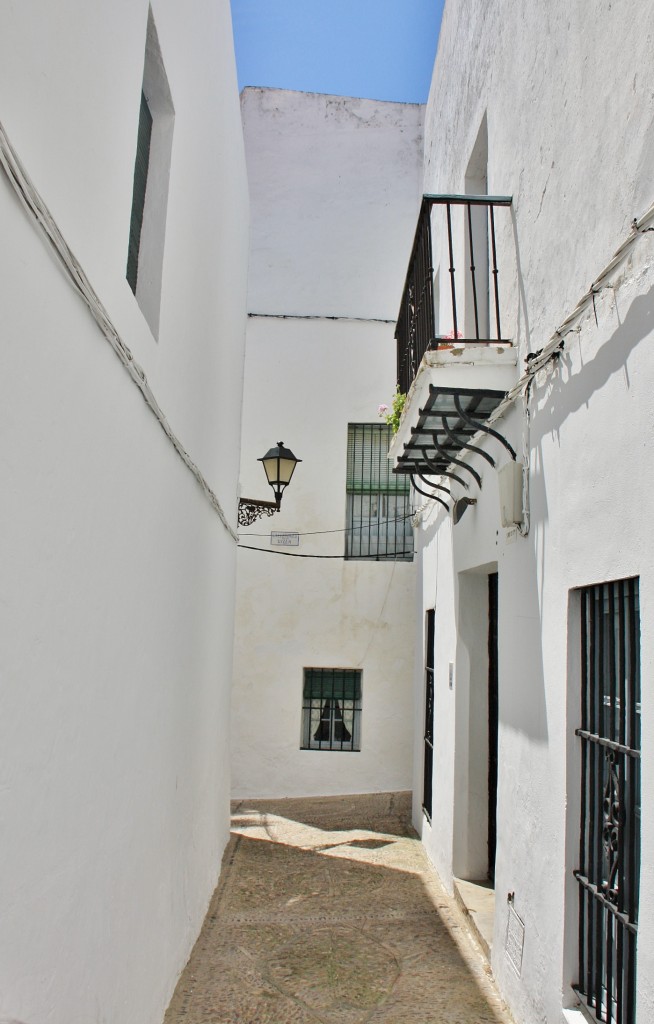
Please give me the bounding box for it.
[163,793,514,1024]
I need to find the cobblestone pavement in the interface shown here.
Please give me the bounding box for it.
[164,793,513,1024]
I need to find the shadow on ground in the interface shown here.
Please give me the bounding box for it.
[164,793,512,1024]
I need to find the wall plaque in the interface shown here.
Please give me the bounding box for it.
[270,531,300,547]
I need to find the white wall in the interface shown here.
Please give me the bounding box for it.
[413,260,654,1023]
[407,1,654,1023]
[231,90,423,799]
[0,3,248,1023]
[232,317,415,797]
[241,87,424,320]
[425,0,654,357]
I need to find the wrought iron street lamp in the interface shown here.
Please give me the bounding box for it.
[238,442,301,527]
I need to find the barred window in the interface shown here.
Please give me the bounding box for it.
[575,577,640,1024]
[301,669,362,752]
[345,423,413,561]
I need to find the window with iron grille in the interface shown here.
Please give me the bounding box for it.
[575,577,640,1024]
[301,669,362,751]
[345,423,413,561]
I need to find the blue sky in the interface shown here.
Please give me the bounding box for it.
[230,1,444,104]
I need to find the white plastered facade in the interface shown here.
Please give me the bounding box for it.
[0,3,248,1023]
[399,2,654,1023]
[231,89,422,798]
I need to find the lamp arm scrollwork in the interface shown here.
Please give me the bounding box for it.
[237,498,280,528]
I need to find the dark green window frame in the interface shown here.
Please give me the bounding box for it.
[301,669,362,751]
[126,90,153,293]
[345,423,413,561]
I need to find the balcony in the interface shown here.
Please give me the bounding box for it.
[395,194,513,395]
[390,195,518,510]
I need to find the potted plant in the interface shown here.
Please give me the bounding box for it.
[378,388,407,435]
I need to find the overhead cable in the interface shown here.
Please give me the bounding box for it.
[238,544,414,559]
[494,199,654,418]
[239,512,414,538]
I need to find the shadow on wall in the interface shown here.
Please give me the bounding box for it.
[418,504,450,551]
[414,415,550,748]
[496,281,654,749]
[529,283,654,448]
[511,205,532,355]
[499,548,550,745]
[512,280,654,726]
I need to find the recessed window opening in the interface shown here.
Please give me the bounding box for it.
[127,91,153,294]
[464,115,489,340]
[301,669,362,752]
[345,423,413,561]
[126,7,174,338]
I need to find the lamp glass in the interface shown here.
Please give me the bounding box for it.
[280,456,298,483]
[259,442,301,499]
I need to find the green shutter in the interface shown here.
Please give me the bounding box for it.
[346,423,408,494]
[303,669,362,701]
[126,91,153,293]
[345,423,413,560]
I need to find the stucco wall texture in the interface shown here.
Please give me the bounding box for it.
[0,3,248,1023]
[241,87,424,320]
[232,90,423,799]
[411,2,654,1024]
[233,317,416,798]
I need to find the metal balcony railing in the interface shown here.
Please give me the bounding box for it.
[395,194,512,394]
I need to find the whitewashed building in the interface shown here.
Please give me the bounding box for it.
[0,4,248,1023]
[5,3,654,1023]
[231,88,422,799]
[390,2,654,1024]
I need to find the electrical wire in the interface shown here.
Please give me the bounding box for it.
[238,544,414,559]
[517,389,531,537]
[493,200,654,417]
[0,117,238,542]
[248,312,395,324]
[239,512,415,538]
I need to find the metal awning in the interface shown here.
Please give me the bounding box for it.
[394,386,515,493]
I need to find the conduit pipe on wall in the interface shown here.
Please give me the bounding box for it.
[494,199,654,537]
[0,118,238,542]
[496,199,654,411]
[412,199,654,532]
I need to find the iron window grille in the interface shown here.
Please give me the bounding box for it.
[345,423,413,561]
[575,578,640,1024]
[301,669,362,752]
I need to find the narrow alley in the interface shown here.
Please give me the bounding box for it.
[164,794,512,1024]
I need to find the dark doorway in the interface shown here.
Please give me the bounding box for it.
[488,572,499,883]
[422,609,435,821]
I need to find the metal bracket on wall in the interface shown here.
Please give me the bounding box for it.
[237,498,279,528]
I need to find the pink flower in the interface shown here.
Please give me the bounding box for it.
[443,329,464,340]
[378,404,389,417]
